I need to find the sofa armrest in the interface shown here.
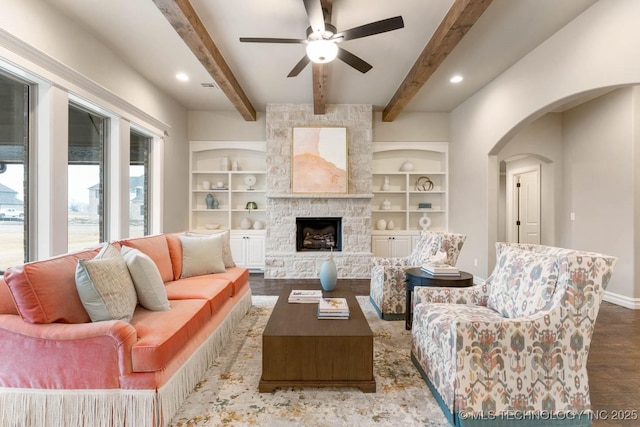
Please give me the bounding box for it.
[413,281,489,306]
[0,314,138,389]
[372,256,409,268]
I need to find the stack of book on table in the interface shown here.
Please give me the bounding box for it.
[420,263,460,276]
[288,289,322,303]
[317,297,350,319]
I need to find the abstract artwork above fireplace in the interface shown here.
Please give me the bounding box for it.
[292,127,347,194]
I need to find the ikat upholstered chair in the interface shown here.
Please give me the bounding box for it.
[411,242,617,426]
[369,230,466,320]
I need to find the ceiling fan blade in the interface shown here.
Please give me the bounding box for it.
[287,55,311,77]
[333,16,404,42]
[336,47,372,74]
[303,0,326,34]
[239,37,306,44]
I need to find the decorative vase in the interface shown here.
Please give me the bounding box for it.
[240,218,252,229]
[387,219,395,230]
[232,160,238,171]
[212,197,219,209]
[253,220,265,229]
[202,181,211,190]
[376,219,387,230]
[319,253,337,292]
[419,212,432,230]
[381,199,391,210]
[381,175,390,191]
[221,156,229,171]
[205,193,214,209]
[399,160,415,171]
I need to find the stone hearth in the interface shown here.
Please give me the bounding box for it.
[264,104,373,279]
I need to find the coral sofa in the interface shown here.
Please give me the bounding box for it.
[0,232,251,427]
[411,242,617,426]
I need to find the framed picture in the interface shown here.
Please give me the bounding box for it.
[292,127,347,194]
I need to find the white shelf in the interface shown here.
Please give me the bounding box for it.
[371,142,449,233]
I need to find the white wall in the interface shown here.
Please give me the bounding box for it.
[449,0,640,306]
[498,113,564,246]
[0,0,189,236]
[561,88,635,300]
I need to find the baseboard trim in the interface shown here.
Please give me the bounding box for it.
[603,291,640,309]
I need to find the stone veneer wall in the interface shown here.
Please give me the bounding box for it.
[265,104,373,278]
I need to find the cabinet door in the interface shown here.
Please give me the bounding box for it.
[390,236,412,258]
[229,234,246,265]
[372,236,392,258]
[245,235,265,269]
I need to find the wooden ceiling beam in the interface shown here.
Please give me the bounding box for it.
[311,0,332,115]
[153,0,256,121]
[312,63,328,115]
[382,0,493,122]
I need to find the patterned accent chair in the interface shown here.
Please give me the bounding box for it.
[369,231,466,320]
[411,243,617,426]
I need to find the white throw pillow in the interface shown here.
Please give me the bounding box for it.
[179,234,226,278]
[121,246,170,311]
[75,244,138,322]
[186,230,236,268]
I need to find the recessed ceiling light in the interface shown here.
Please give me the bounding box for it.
[450,75,463,84]
[176,72,189,82]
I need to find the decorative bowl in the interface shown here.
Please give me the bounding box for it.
[205,223,220,230]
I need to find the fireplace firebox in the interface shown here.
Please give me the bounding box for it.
[296,217,342,252]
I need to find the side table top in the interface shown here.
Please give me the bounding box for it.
[405,267,473,285]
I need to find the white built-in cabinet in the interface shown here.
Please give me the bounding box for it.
[229,231,266,270]
[371,142,448,257]
[189,141,266,270]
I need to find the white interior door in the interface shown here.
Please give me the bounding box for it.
[512,168,541,244]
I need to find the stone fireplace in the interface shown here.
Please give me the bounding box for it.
[264,104,373,279]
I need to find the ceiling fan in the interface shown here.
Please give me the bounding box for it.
[239,0,404,77]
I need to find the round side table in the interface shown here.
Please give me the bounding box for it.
[405,267,473,330]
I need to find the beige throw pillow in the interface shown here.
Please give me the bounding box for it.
[121,246,170,311]
[75,244,138,322]
[186,230,236,268]
[179,233,226,278]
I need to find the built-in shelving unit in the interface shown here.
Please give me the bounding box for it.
[371,142,448,256]
[189,141,267,270]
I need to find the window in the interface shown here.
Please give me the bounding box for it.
[0,72,30,272]
[129,129,151,237]
[68,104,107,251]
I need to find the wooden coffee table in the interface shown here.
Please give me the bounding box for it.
[259,283,376,393]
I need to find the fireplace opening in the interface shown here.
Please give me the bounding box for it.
[296,217,342,252]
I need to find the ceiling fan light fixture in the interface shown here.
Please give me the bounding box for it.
[306,39,338,64]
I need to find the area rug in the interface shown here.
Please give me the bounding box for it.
[169,295,449,427]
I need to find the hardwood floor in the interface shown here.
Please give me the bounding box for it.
[249,274,640,425]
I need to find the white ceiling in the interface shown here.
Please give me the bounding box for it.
[43,0,598,115]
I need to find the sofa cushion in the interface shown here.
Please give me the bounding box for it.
[179,234,226,278]
[0,277,18,315]
[211,267,250,297]
[487,247,558,318]
[3,246,102,324]
[130,298,211,372]
[165,275,233,313]
[76,244,138,323]
[121,246,170,311]
[119,235,174,283]
[165,233,184,281]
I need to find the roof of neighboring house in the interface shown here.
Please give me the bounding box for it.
[88,176,144,192]
[0,182,22,205]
